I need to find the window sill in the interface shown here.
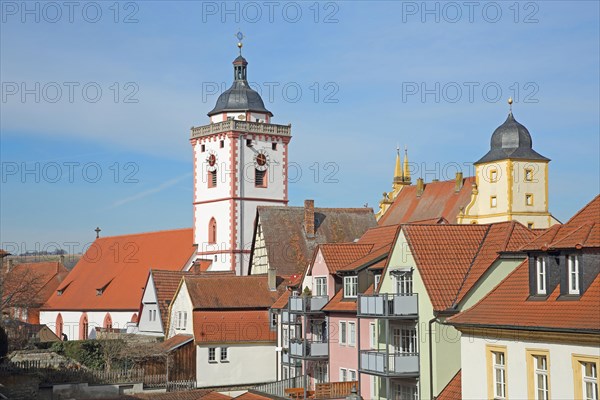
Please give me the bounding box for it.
[557,294,581,301]
[220,360,230,363]
[208,360,218,364]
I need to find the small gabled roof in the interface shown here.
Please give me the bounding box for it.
[193,310,276,344]
[157,334,194,353]
[400,221,535,311]
[250,205,376,276]
[150,270,196,331]
[437,370,462,400]
[318,243,374,274]
[522,194,600,251]
[336,244,392,273]
[448,260,600,333]
[184,275,284,310]
[379,177,475,226]
[42,228,196,311]
[271,291,291,310]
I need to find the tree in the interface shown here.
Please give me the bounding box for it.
[0,262,46,325]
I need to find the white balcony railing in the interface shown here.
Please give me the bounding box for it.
[289,339,328,358]
[359,350,419,376]
[289,296,329,313]
[357,293,418,317]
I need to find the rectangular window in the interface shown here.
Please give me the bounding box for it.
[183,312,188,328]
[348,322,356,346]
[255,169,267,188]
[525,168,534,181]
[393,383,418,400]
[283,327,289,348]
[344,276,358,298]
[340,368,347,382]
[283,366,288,380]
[208,347,216,362]
[220,347,228,362]
[314,277,327,297]
[219,140,224,148]
[176,311,181,329]
[534,355,549,400]
[491,196,498,208]
[272,142,277,151]
[487,346,507,400]
[369,322,376,349]
[490,169,498,182]
[536,257,547,295]
[568,255,580,295]
[246,139,252,146]
[526,193,534,206]
[374,274,381,290]
[395,272,413,295]
[572,356,599,400]
[393,326,418,354]
[208,170,217,188]
[527,222,534,229]
[350,370,357,382]
[339,321,347,345]
[201,144,206,152]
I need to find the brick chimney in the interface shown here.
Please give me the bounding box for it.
[304,200,315,238]
[416,178,425,197]
[455,172,464,193]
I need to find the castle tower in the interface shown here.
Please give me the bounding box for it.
[459,100,557,228]
[190,39,292,274]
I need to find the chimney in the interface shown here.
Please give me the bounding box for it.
[455,172,464,193]
[416,178,424,197]
[304,199,315,238]
[6,259,13,273]
[268,266,277,291]
[192,260,201,275]
[59,254,65,265]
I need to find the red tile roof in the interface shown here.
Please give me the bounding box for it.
[318,244,374,274]
[250,206,376,276]
[234,391,277,400]
[184,275,283,310]
[151,270,195,330]
[3,261,69,307]
[401,222,535,311]
[42,228,195,311]
[193,310,276,344]
[449,260,600,332]
[437,370,461,400]
[379,177,475,226]
[322,289,356,312]
[133,390,230,399]
[271,291,291,310]
[336,244,392,273]
[522,194,600,251]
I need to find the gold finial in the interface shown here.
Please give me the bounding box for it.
[508,97,513,113]
[403,146,410,183]
[394,146,402,180]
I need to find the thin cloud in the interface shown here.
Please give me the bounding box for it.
[110,173,191,208]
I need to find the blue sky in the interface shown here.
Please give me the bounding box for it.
[1,1,599,251]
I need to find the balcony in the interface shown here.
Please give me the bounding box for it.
[289,295,329,314]
[282,310,301,324]
[282,350,302,366]
[359,350,419,377]
[289,339,328,359]
[357,293,418,318]
[190,119,292,139]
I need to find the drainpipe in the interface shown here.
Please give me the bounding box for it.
[428,317,437,400]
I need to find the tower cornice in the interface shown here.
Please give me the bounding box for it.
[191,120,292,140]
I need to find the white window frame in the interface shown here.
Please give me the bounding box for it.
[395,272,413,295]
[493,351,507,399]
[369,322,376,349]
[348,322,356,347]
[340,368,347,382]
[349,369,357,382]
[534,355,549,400]
[183,311,188,329]
[344,276,358,298]
[208,347,216,363]
[283,326,289,348]
[314,276,328,297]
[374,274,381,290]
[536,257,547,295]
[582,361,598,400]
[220,347,228,362]
[568,254,580,295]
[339,321,347,345]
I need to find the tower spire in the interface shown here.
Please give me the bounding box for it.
[508,97,513,114]
[394,145,402,181]
[403,146,411,183]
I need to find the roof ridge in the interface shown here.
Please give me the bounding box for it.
[550,223,595,248]
[94,227,193,240]
[565,194,600,224]
[451,225,491,308]
[501,221,517,251]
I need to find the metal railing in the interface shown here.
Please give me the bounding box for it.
[289,295,329,313]
[289,339,329,358]
[253,375,306,398]
[357,293,418,317]
[359,350,419,376]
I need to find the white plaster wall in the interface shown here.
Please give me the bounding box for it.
[250,218,269,275]
[511,161,548,213]
[461,334,600,400]
[40,310,135,340]
[167,281,194,338]
[196,344,276,387]
[195,201,231,252]
[237,136,285,200]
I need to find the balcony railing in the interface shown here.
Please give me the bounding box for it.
[282,310,301,324]
[357,293,418,318]
[190,120,292,139]
[282,350,302,366]
[359,350,419,377]
[289,295,329,314]
[289,339,328,359]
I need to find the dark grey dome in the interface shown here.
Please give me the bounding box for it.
[475,112,549,164]
[207,55,272,117]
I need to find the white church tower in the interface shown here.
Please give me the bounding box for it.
[190,38,292,274]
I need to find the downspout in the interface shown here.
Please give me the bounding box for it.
[428,317,437,400]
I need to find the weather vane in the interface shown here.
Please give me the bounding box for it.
[235,30,245,55]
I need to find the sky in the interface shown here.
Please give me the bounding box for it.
[1,0,599,252]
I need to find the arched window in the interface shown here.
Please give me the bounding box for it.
[209,218,217,244]
[79,313,89,340]
[131,313,138,324]
[56,313,63,338]
[103,313,113,330]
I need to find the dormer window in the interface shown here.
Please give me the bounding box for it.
[567,254,580,295]
[536,256,547,295]
[314,277,327,297]
[374,274,381,290]
[344,276,358,298]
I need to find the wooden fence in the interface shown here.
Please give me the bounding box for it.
[315,381,357,399]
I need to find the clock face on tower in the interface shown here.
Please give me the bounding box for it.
[254,150,269,171]
[206,150,218,171]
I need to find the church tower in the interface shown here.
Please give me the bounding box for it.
[459,100,558,228]
[376,146,411,220]
[190,39,291,274]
